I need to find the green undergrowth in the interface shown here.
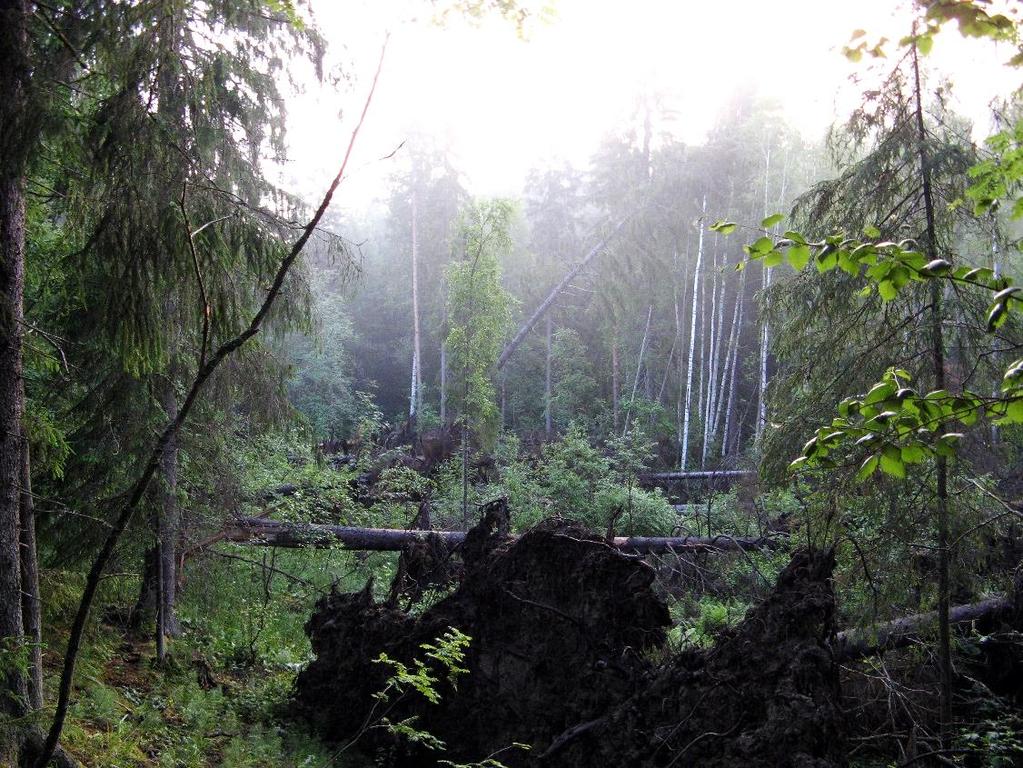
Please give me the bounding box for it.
[35,545,397,767]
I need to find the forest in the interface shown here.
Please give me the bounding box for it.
[2,0,1023,766]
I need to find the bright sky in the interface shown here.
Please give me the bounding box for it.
[280,0,1022,213]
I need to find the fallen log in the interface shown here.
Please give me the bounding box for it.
[640,470,754,484]
[496,218,629,371]
[220,517,781,553]
[834,595,1013,659]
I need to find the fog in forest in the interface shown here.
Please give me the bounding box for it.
[3,2,1023,767]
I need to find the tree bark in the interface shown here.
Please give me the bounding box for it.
[409,187,422,428]
[622,305,653,434]
[0,0,31,749]
[611,335,620,432]
[158,379,180,647]
[220,517,779,553]
[440,340,447,425]
[19,437,42,710]
[545,312,553,439]
[680,199,705,470]
[755,145,772,447]
[912,33,952,750]
[835,595,1012,660]
[721,277,745,456]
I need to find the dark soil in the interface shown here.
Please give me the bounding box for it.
[293,505,847,767]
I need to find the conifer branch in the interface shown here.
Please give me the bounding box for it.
[34,33,390,768]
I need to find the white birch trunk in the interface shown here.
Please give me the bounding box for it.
[545,313,553,439]
[722,282,745,456]
[755,145,772,445]
[680,198,705,470]
[623,305,653,435]
[713,273,740,438]
[409,189,422,425]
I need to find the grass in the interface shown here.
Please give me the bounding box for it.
[33,544,397,767]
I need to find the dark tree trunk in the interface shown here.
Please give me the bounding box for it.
[0,1,31,753]
[912,33,952,749]
[132,545,159,630]
[19,437,43,710]
[158,381,180,640]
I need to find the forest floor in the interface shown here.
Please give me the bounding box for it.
[35,564,366,768]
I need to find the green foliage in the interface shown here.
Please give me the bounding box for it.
[446,199,515,449]
[733,220,1023,473]
[491,424,674,535]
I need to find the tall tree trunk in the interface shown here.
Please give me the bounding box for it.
[498,219,628,370]
[721,274,745,456]
[755,143,773,446]
[623,305,653,434]
[157,380,180,652]
[702,243,721,466]
[440,340,447,425]
[409,188,422,429]
[0,0,31,749]
[680,199,705,470]
[912,34,952,750]
[545,312,553,439]
[991,225,1001,446]
[19,437,42,710]
[611,335,620,432]
[675,243,690,463]
[714,272,741,441]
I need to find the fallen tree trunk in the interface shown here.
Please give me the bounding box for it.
[496,218,628,371]
[219,518,780,553]
[835,595,1013,660]
[641,469,753,483]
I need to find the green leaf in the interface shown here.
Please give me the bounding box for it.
[880,447,906,478]
[996,398,1023,425]
[751,236,774,254]
[763,250,784,268]
[864,382,895,405]
[917,34,933,55]
[762,213,785,229]
[816,245,838,272]
[878,280,898,301]
[856,454,879,481]
[987,301,1008,331]
[901,444,927,464]
[788,456,809,472]
[787,243,811,271]
[710,220,737,235]
[863,224,881,238]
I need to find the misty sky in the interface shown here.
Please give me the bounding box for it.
[280,0,1021,214]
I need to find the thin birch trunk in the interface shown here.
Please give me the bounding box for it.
[675,242,690,462]
[991,228,1001,445]
[714,272,741,439]
[680,199,705,470]
[409,188,422,427]
[612,336,620,432]
[544,312,552,437]
[755,144,772,445]
[702,243,721,466]
[623,305,653,435]
[440,341,447,425]
[721,273,745,455]
[697,243,709,458]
